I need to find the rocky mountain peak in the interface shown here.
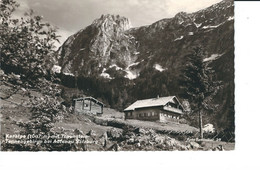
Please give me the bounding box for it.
[173,11,192,25]
[174,11,189,19]
[92,14,132,32]
[57,14,137,76]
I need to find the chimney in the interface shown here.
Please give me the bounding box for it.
[157,95,160,99]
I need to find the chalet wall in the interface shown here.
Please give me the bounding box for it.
[159,113,180,123]
[74,99,103,115]
[125,107,159,121]
[75,100,84,112]
[125,107,181,122]
[90,102,102,114]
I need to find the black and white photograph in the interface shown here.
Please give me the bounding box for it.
[0,0,235,151]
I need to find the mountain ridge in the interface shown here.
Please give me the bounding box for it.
[57,0,233,80]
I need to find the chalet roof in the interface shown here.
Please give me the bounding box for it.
[73,96,104,106]
[124,96,182,111]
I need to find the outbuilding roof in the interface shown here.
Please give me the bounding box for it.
[73,96,104,106]
[124,96,182,111]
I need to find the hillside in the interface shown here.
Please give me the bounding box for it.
[0,70,234,151]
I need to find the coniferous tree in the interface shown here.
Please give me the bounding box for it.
[180,47,221,138]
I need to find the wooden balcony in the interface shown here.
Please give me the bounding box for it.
[163,106,183,114]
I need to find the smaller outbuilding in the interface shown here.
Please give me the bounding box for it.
[74,97,104,115]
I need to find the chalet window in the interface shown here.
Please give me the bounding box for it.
[130,112,133,116]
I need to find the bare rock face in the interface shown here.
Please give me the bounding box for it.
[90,14,135,65]
[58,14,137,77]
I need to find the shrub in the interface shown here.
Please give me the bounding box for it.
[0,0,60,79]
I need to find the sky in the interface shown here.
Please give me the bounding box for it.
[15,0,222,46]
